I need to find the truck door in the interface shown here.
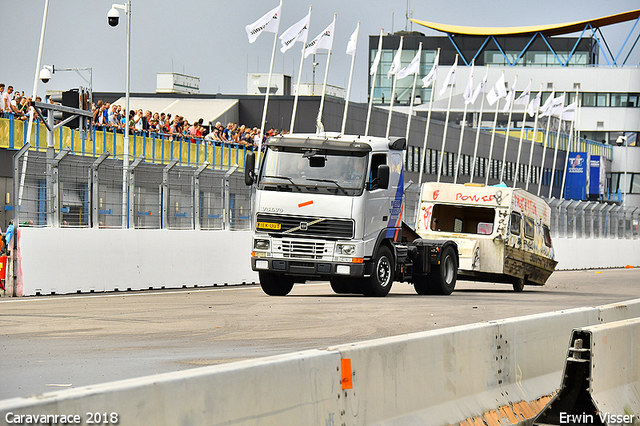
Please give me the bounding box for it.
[363,153,390,241]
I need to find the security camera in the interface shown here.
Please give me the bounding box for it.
[39,67,52,83]
[108,7,120,27]
[616,135,627,146]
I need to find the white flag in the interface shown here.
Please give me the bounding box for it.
[470,67,488,104]
[527,90,541,117]
[463,61,475,105]
[370,30,383,76]
[438,55,458,97]
[502,77,517,113]
[346,24,359,56]
[486,72,506,106]
[397,50,420,80]
[539,91,555,117]
[561,101,577,121]
[387,37,404,78]
[514,80,531,106]
[550,94,566,117]
[304,21,335,58]
[279,12,310,53]
[421,50,439,88]
[245,4,282,44]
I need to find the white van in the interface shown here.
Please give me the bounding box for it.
[414,182,557,291]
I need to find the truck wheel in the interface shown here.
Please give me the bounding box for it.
[427,245,457,295]
[330,278,360,294]
[259,272,294,296]
[513,277,525,292]
[413,275,434,295]
[363,246,394,297]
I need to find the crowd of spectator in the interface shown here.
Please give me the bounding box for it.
[1,82,288,149]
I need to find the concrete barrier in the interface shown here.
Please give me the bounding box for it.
[534,317,640,425]
[553,237,640,270]
[7,228,639,297]
[14,227,258,296]
[2,299,639,426]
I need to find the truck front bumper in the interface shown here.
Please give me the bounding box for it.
[251,257,366,278]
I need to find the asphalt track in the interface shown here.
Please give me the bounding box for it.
[1,268,639,400]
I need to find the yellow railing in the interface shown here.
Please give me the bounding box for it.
[0,116,246,170]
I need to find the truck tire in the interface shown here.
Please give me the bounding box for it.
[330,278,360,294]
[363,246,394,297]
[427,245,457,295]
[259,272,294,296]
[413,275,434,295]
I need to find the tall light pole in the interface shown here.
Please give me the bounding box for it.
[108,1,131,228]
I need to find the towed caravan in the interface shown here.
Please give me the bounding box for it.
[415,182,557,291]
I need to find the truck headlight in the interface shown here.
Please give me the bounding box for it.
[254,239,270,250]
[336,244,355,255]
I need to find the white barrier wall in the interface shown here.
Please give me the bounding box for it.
[553,237,640,270]
[15,228,258,296]
[1,299,639,426]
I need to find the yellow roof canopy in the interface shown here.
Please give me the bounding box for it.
[411,9,640,37]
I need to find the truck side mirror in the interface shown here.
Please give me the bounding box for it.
[377,165,390,189]
[245,151,255,185]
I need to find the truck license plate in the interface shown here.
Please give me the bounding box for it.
[257,222,281,230]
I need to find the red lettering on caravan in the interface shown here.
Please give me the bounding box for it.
[433,190,439,200]
[514,195,537,216]
[455,193,495,203]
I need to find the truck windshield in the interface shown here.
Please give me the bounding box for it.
[259,147,367,195]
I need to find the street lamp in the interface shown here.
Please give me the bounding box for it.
[107,1,131,228]
[616,135,627,207]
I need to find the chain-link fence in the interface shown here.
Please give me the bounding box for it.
[13,148,251,231]
[548,198,639,239]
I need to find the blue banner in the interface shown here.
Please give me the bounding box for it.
[589,155,605,197]
[564,152,590,200]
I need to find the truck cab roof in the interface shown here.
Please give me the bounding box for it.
[265,133,406,153]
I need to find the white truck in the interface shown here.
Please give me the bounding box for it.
[244,133,459,297]
[415,182,557,291]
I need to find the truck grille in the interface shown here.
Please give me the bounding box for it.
[281,240,327,259]
[256,214,354,239]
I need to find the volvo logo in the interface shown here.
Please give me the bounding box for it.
[300,222,308,230]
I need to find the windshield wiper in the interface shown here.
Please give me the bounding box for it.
[263,175,300,189]
[305,178,348,195]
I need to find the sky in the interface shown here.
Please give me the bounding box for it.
[2,0,639,104]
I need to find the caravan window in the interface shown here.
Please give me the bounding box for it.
[542,225,552,247]
[524,216,535,239]
[431,204,495,235]
[509,212,521,236]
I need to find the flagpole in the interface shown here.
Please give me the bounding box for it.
[257,1,282,165]
[525,84,543,191]
[499,76,517,183]
[290,5,312,133]
[454,60,474,184]
[316,14,336,132]
[365,29,383,137]
[513,79,532,188]
[469,67,487,184]
[548,93,566,198]
[386,36,403,139]
[560,91,578,199]
[404,42,422,165]
[437,55,457,183]
[537,89,555,196]
[484,100,501,186]
[341,21,359,135]
[417,48,439,190]
[548,91,566,198]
